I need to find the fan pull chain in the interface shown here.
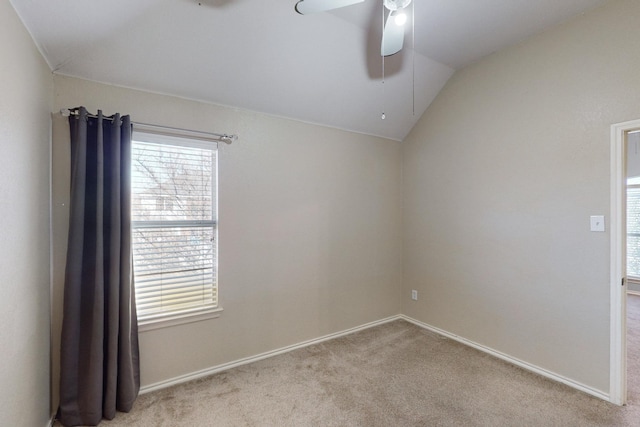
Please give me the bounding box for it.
[381,55,386,120]
[412,0,415,116]
[381,4,386,120]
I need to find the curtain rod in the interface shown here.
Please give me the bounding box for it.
[60,108,237,145]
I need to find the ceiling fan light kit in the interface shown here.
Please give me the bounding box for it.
[383,0,411,11]
[294,0,413,57]
[394,12,408,26]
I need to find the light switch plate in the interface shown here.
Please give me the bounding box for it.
[590,215,605,232]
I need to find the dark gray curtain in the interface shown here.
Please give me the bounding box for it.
[58,107,140,426]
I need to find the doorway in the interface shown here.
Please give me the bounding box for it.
[611,120,640,406]
[627,131,640,295]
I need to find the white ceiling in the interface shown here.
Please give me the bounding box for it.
[11,0,610,141]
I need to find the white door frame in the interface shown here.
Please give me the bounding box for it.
[609,119,640,405]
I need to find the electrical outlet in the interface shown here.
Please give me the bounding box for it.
[411,290,418,301]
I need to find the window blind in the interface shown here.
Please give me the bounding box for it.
[628,185,640,279]
[131,137,218,321]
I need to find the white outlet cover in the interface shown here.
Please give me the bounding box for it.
[590,215,605,232]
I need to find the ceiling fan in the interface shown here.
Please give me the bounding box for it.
[295,0,413,57]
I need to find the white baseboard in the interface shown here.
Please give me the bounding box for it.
[140,315,402,394]
[141,313,611,404]
[399,315,610,402]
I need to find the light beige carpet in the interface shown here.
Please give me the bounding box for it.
[57,297,640,426]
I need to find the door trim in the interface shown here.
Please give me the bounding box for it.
[610,119,639,405]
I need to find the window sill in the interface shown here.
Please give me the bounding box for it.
[138,307,223,333]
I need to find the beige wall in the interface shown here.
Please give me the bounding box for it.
[51,75,403,401]
[402,0,640,394]
[1,1,53,425]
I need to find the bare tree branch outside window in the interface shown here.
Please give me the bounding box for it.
[131,140,218,319]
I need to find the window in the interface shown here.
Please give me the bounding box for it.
[131,129,219,327]
[628,178,640,280]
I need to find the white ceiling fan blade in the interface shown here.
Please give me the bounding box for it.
[381,10,405,56]
[295,0,365,15]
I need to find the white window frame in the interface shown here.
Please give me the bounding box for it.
[131,127,222,331]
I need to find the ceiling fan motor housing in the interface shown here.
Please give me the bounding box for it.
[383,0,411,11]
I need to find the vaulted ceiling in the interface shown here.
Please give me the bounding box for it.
[11,0,610,140]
